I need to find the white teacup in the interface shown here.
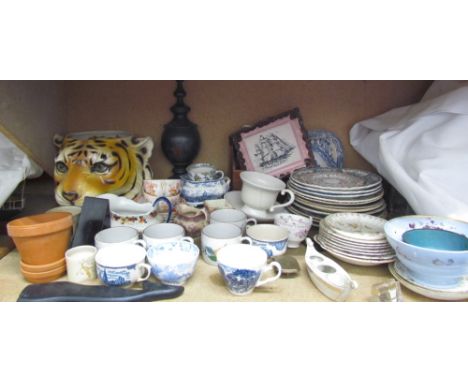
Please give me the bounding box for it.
[95,244,151,287]
[143,223,194,247]
[94,226,146,250]
[65,245,97,284]
[240,171,295,215]
[209,209,257,233]
[217,244,282,295]
[201,223,252,265]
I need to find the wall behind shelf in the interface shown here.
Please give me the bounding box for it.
[0,81,67,175]
[64,80,432,178]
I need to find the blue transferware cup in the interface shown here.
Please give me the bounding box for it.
[216,244,282,296]
[402,229,468,251]
[146,240,200,286]
[95,244,151,287]
[246,224,289,258]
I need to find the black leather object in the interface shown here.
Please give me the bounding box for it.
[70,196,111,248]
[17,281,184,302]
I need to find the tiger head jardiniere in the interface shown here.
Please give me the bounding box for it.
[53,133,154,206]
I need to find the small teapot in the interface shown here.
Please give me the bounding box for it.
[173,201,208,238]
[97,193,172,232]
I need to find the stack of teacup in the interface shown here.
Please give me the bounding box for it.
[180,163,231,206]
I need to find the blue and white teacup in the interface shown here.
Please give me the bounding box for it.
[201,223,252,266]
[146,240,199,286]
[217,244,282,296]
[246,224,289,257]
[95,244,151,287]
[186,163,224,181]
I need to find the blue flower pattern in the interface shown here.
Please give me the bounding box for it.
[218,264,260,295]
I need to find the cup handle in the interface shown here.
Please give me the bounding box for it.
[215,170,224,179]
[240,236,252,245]
[153,196,173,222]
[136,263,152,282]
[181,236,194,243]
[255,261,282,287]
[223,177,231,193]
[269,189,295,212]
[245,218,257,228]
[133,239,147,250]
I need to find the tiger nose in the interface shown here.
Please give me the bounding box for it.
[62,191,79,203]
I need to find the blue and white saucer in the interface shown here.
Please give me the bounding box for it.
[307,130,344,168]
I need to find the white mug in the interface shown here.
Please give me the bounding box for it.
[65,245,97,284]
[217,244,282,295]
[94,226,146,250]
[95,244,151,287]
[143,223,194,246]
[201,223,252,266]
[209,209,257,233]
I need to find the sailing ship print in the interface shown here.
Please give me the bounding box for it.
[253,133,295,169]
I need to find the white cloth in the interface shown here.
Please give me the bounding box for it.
[350,84,468,222]
[0,131,43,208]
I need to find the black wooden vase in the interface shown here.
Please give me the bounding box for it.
[161,80,201,179]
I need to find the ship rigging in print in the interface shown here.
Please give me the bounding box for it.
[253,133,295,169]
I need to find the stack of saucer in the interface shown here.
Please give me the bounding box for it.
[286,168,386,227]
[314,213,396,266]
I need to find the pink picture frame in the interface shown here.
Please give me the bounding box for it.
[230,108,314,178]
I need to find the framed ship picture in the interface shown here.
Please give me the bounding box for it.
[230,108,314,178]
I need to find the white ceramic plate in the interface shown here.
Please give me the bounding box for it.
[319,222,391,247]
[317,231,394,254]
[388,262,468,301]
[315,234,395,259]
[322,213,388,241]
[314,235,395,266]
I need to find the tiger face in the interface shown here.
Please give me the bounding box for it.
[53,134,154,206]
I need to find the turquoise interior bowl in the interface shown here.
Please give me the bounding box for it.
[402,229,468,251]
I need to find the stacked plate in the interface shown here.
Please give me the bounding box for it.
[314,213,396,266]
[286,168,386,227]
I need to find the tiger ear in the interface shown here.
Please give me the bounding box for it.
[130,136,154,160]
[53,134,64,149]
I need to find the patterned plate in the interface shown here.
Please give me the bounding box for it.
[290,168,382,191]
[307,130,344,168]
[294,196,386,213]
[288,178,383,197]
[322,213,388,241]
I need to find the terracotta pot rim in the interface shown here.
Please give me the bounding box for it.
[7,212,73,238]
[20,257,66,272]
[21,264,67,277]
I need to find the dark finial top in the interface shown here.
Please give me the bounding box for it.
[171,80,191,119]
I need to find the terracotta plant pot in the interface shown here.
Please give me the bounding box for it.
[21,264,67,284]
[20,257,66,273]
[7,212,73,266]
